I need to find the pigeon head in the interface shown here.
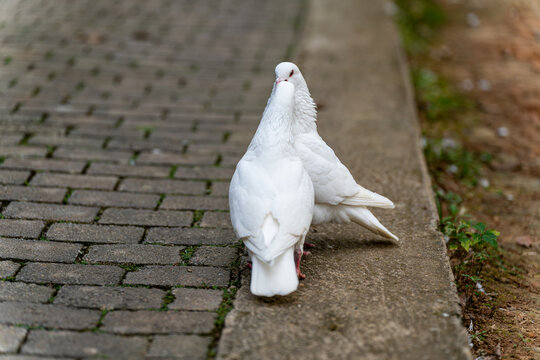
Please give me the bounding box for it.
[275,62,303,88]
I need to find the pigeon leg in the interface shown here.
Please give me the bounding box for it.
[246,262,252,270]
[294,248,306,279]
[304,242,316,249]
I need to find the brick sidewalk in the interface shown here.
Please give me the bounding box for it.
[0,0,303,358]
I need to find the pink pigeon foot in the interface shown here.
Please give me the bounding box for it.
[294,248,306,279]
[303,250,311,256]
[304,242,316,249]
[246,262,252,270]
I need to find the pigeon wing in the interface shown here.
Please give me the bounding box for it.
[229,156,313,263]
[295,132,394,208]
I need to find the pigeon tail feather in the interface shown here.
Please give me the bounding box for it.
[341,188,395,209]
[250,247,298,297]
[348,207,400,244]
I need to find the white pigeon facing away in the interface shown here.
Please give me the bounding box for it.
[229,81,314,297]
[274,62,399,243]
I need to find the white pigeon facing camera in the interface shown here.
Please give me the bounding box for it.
[274,62,399,243]
[229,80,314,297]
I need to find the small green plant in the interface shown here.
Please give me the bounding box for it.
[439,196,500,301]
[394,0,446,53]
[136,126,154,139]
[413,69,469,121]
[424,137,489,186]
[168,165,178,179]
[63,188,73,204]
[181,246,197,263]
[119,264,141,271]
[442,219,499,253]
[160,290,175,311]
[215,287,237,328]
[192,210,204,227]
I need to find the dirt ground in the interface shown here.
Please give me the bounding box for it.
[417,0,540,358]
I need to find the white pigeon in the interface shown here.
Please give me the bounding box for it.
[229,80,314,297]
[274,62,399,243]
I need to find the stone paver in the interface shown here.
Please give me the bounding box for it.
[190,246,238,267]
[46,223,144,243]
[0,355,65,360]
[99,208,192,226]
[200,212,232,228]
[0,325,27,353]
[1,159,86,173]
[119,178,206,195]
[169,288,223,311]
[0,238,82,263]
[3,202,99,222]
[22,331,147,359]
[148,335,212,360]
[0,302,100,330]
[0,170,30,185]
[0,282,54,303]
[102,311,216,334]
[211,182,230,196]
[17,263,124,285]
[145,227,236,245]
[69,190,159,208]
[84,244,184,265]
[124,265,229,287]
[87,163,170,178]
[54,285,165,310]
[0,261,20,278]
[30,173,118,190]
[53,148,133,163]
[0,186,65,203]
[174,166,235,180]
[161,195,229,211]
[0,0,304,357]
[0,220,44,238]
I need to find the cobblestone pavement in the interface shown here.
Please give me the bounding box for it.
[0,0,304,358]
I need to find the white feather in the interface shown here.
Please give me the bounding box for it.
[229,81,314,297]
[275,62,399,243]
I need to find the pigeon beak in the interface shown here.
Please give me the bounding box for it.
[275,78,285,84]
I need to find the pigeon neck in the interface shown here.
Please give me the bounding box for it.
[250,102,294,152]
[293,83,317,135]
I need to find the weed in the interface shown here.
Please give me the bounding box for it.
[394,0,445,54]
[438,190,500,300]
[192,210,204,227]
[156,194,165,208]
[413,69,470,121]
[136,126,154,139]
[169,165,178,179]
[215,287,237,328]
[119,264,141,272]
[181,246,197,263]
[63,188,73,204]
[424,137,489,186]
[160,290,175,311]
[92,309,109,332]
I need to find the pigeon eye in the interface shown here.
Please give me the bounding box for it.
[289,70,294,77]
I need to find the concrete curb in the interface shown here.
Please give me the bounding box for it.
[217,0,472,359]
